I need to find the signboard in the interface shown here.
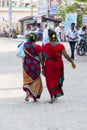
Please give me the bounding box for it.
[50,4,58,14]
[65,13,77,26]
[37,16,42,23]
[82,15,87,25]
[48,20,54,29]
[49,0,59,14]
[38,0,48,16]
[38,6,48,16]
[65,13,77,33]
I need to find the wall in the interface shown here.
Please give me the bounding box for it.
[0,9,37,34]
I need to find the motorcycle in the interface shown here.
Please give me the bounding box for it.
[76,35,87,56]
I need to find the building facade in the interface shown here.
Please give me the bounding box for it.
[0,0,38,34]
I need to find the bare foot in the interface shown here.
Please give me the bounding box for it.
[25,91,29,102]
[49,96,56,104]
[33,98,38,102]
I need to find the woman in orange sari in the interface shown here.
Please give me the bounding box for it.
[42,29,76,103]
[23,33,43,102]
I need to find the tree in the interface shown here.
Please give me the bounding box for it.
[65,2,87,26]
[76,0,87,2]
[56,0,87,26]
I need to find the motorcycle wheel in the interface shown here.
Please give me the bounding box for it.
[78,46,86,56]
[76,44,80,55]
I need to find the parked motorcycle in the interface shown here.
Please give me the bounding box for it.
[76,35,87,56]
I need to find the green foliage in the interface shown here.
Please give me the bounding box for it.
[77,14,82,26]
[66,3,80,13]
[76,0,87,2]
[57,1,87,26]
[58,6,66,21]
[65,2,87,26]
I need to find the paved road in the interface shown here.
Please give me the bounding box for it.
[0,37,87,130]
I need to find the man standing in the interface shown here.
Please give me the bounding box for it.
[78,26,86,40]
[66,23,79,60]
[42,24,49,45]
[55,24,61,42]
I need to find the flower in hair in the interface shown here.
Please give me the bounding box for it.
[52,34,56,38]
[30,34,33,37]
[52,34,56,40]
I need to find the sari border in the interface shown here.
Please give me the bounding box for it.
[27,76,40,85]
[23,85,37,98]
[24,46,40,61]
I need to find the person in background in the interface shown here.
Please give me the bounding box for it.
[78,26,86,40]
[55,23,61,42]
[66,23,79,60]
[23,33,43,102]
[5,26,10,37]
[42,29,76,103]
[42,24,49,45]
[37,24,43,41]
[24,26,31,38]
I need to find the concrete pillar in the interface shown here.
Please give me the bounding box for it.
[8,0,12,29]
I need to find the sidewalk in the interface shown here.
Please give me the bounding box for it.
[0,38,87,130]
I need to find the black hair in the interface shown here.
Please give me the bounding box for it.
[27,33,37,42]
[82,26,86,31]
[48,29,57,41]
[71,23,75,26]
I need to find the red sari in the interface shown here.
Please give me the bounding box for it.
[42,42,65,98]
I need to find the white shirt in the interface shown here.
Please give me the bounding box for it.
[24,29,31,38]
[42,28,49,45]
[55,26,61,36]
[78,29,85,35]
[66,29,79,41]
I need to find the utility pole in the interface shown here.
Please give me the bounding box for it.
[8,0,12,29]
[30,0,33,16]
[61,0,65,22]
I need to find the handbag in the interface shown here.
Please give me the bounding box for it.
[16,41,26,58]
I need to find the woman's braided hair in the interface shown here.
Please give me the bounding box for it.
[48,29,57,41]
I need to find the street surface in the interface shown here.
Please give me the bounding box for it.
[0,37,87,130]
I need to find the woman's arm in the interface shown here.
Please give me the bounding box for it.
[62,50,76,68]
[38,52,43,65]
[38,52,45,76]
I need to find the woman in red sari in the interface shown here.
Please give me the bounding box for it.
[42,29,76,103]
[23,33,43,102]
